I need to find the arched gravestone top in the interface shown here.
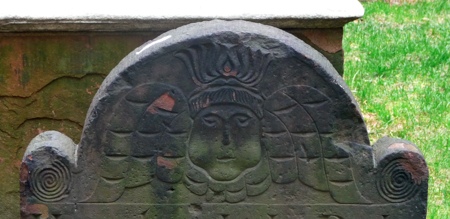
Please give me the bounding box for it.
[20,20,428,218]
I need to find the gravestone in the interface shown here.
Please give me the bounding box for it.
[20,20,428,218]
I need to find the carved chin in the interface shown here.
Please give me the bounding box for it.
[208,166,242,181]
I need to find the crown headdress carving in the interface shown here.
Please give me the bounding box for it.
[176,43,271,87]
[176,43,271,118]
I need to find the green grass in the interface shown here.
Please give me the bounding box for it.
[343,0,449,217]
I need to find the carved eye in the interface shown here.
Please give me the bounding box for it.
[202,115,220,128]
[234,114,251,127]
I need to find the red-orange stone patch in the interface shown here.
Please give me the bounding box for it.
[147,92,175,114]
[157,156,177,169]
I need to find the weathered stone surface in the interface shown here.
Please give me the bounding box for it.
[1,29,343,218]
[20,20,428,218]
[289,28,344,74]
[0,33,156,218]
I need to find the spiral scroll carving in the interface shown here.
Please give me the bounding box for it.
[377,158,419,203]
[30,159,71,202]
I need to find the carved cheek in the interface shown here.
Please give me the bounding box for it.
[236,141,261,165]
[188,118,223,167]
[188,125,210,166]
[233,120,262,166]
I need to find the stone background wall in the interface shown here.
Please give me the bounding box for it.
[0,28,343,218]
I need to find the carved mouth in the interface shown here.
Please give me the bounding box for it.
[216,157,236,163]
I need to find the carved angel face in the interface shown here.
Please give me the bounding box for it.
[188,105,262,181]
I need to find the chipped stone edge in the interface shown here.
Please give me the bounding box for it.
[23,131,78,166]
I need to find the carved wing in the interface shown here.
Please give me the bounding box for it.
[93,83,191,201]
[262,85,369,203]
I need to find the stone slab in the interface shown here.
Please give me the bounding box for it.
[0,32,155,218]
[0,0,364,31]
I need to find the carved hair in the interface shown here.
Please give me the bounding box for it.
[188,86,264,118]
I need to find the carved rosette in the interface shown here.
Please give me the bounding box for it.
[377,158,420,203]
[29,157,72,202]
[374,138,428,203]
[21,131,76,206]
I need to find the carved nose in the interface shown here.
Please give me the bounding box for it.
[219,125,234,160]
[222,125,231,146]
